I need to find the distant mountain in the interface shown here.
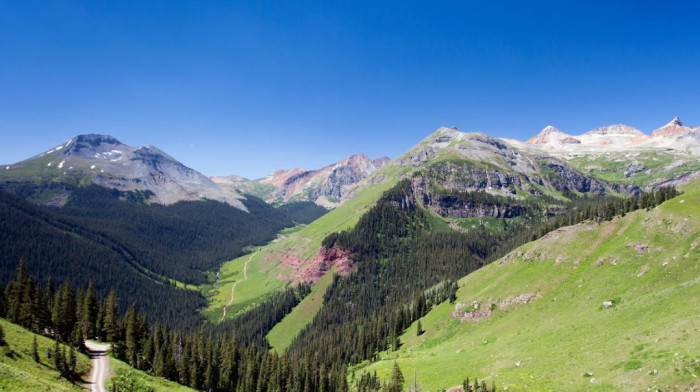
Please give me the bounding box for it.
[519,116,699,153]
[212,154,390,207]
[1,134,247,210]
[511,117,700,187]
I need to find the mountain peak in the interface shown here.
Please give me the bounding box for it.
[541,125,561,133]
[651,116,692,139]
[664,116,683,128]
[526,125,567,144]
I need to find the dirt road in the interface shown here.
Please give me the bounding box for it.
[84,340,111,392]
[220,252,253,322]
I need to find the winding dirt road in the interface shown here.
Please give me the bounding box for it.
[220,253,253,322]
[84,340,111,392]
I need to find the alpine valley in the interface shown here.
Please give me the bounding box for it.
[1,118,698,392]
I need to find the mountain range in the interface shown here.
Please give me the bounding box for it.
[2,117,697,210]
[1,117,699,391]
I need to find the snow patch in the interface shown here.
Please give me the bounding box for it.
[5,166,9,170]
[55,145,64,151]
[48,162,53,167]
[90,165,96,170]
[58,160,65,169]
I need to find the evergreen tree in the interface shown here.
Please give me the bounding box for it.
[68,345,77,375]
[104,290,120,343]
[390,361,404,392]
[32,334,40,362]
[53,339,62,373]
[125,304,139,366]
[83,282,98,339]
[416,320,423,336]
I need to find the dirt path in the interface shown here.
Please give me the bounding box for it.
[220,252,253,322]
[84,340,111,392]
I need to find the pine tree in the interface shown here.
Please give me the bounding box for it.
[416,320,423,336]
[83,282,98,339]
[32,334,40,362]
[104,290,120,343]
[125,304,138,366]
[0,323,6,346]
[68,345,77,375]
[53,339,62,373]
[0,284,6,317]
[390,361,404,392]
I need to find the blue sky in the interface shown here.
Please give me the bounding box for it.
[2,1,699,178]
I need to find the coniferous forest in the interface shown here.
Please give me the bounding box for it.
[0,185,327,329]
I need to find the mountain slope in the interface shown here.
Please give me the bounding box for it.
[0,318,195,392]
[0,186,326,329]
[212,154,390,207]
[0,134,246,209]
[353,180,700,391]
[0,318,91,391]
[0,190,208,329]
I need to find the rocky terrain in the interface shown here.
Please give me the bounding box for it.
[213,154,389,207]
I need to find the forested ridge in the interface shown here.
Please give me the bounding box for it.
[0,185,327,329]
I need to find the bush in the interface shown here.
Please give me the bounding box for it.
[109,368,154,392]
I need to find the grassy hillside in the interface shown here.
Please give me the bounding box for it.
[109,357,196,392]
[352,181,700,391]
[0,318,90,391]
[267,268,336,351]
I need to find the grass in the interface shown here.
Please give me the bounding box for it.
[0,318,91,392]
[351,180,700,392]
[267,268,336,352]
[108,357,196,392]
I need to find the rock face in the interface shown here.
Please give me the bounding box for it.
[389,128,613,219]
[215,154,390,207]
[279,246,353,283]
[5,134,247,210]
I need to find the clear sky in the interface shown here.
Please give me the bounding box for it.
[2,1,700,178]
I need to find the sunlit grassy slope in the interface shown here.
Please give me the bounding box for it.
[108,357,196,392]
[267,268,336,351]
[352,180,700,392]
[0,318,90,391]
